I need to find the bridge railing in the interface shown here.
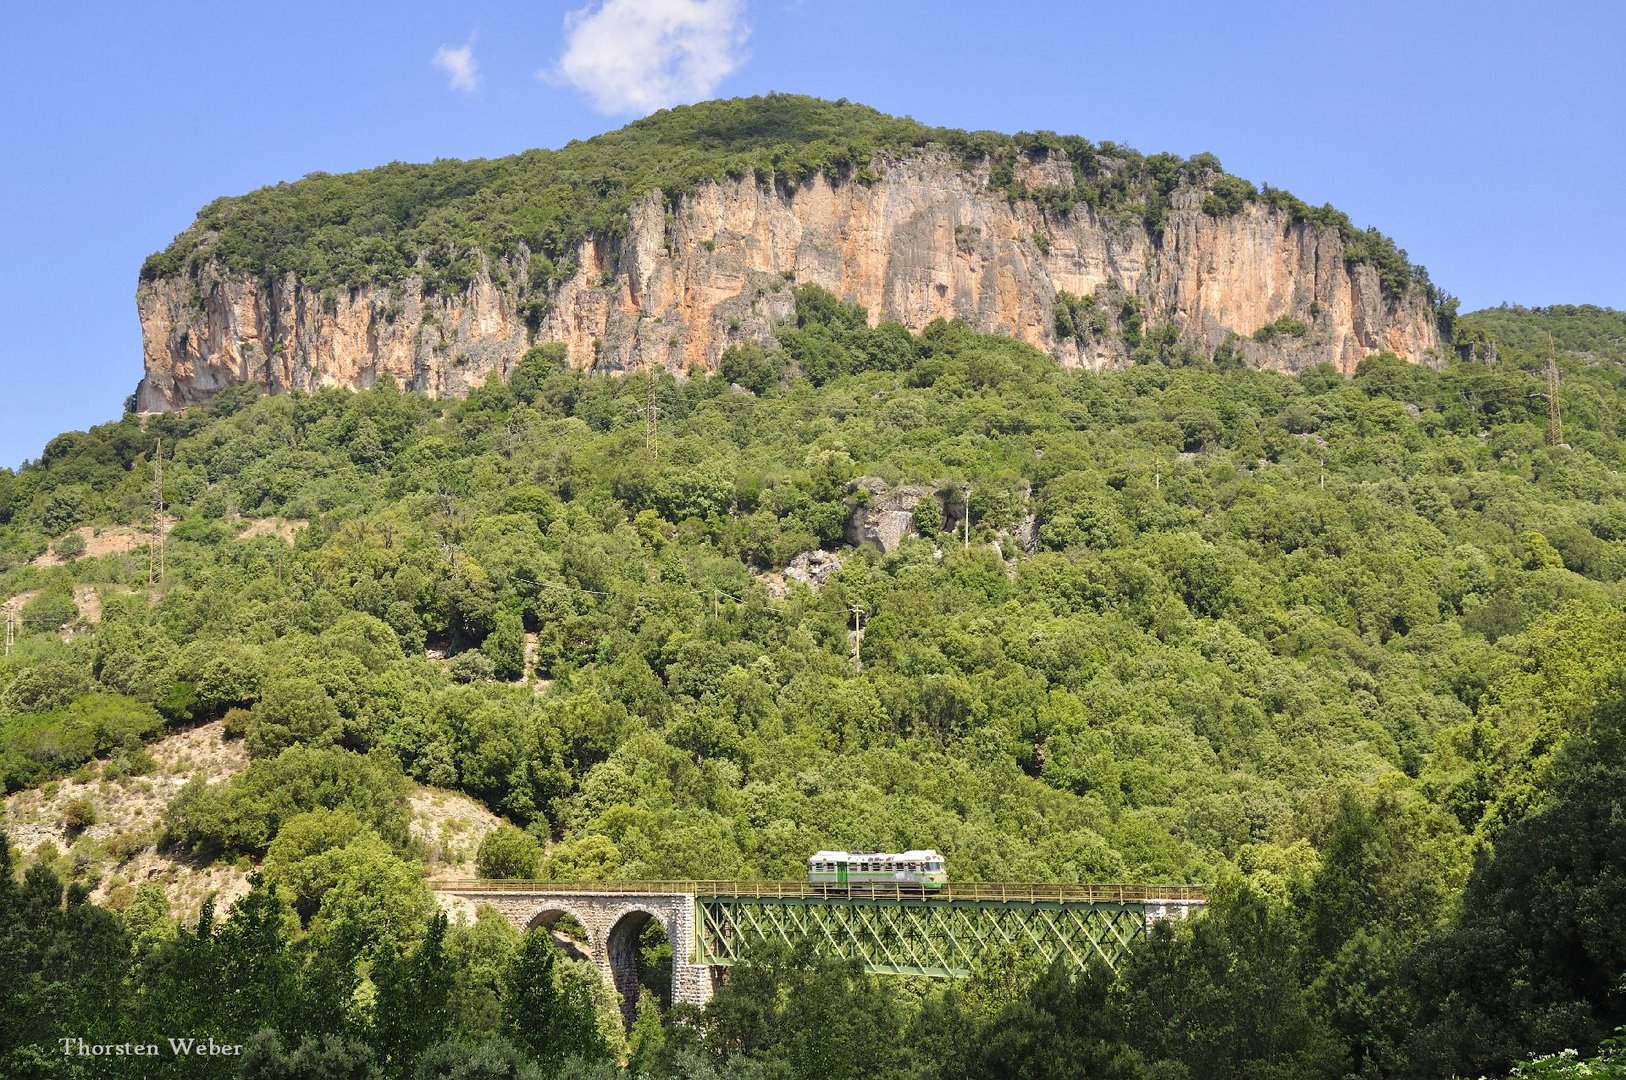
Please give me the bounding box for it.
[430,879,1208,904]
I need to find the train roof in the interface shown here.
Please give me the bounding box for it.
[810,849,941,860]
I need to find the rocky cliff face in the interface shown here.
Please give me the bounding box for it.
[135,151,1444,410]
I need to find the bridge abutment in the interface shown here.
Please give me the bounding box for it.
[1142,898,1204,931]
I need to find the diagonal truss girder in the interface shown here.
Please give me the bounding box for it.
[695,895,1149,978]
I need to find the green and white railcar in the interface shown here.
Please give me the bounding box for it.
[808,850,948,893]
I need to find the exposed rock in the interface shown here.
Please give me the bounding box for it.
[784,549,844,589]
[136,150,1445,410]
[1016,514,1040,555]
[845,478,936,553]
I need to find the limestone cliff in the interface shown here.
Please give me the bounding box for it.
[135,150,1445,411]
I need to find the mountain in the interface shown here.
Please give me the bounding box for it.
[133,95,1451,411]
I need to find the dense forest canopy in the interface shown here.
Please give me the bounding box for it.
[137,94,1439,306]
[3,301,1626,1077]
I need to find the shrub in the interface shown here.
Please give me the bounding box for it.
[62,795,98,832]
[21,592,79,634]
[1253,316,1311,343]
[720,343,781,394]
[450,651,496,684]
[162,745,411,860]
[1,659,91,713]
[1202,173,1258,217]
[53,532,87,559]
[0,694,164,791]
[221,707,251,740]
[477,825,543,880]
[244,677,343,758]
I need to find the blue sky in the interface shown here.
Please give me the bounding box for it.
[1,0,1621,467]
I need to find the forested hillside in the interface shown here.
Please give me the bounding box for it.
[3,298,1626,1078]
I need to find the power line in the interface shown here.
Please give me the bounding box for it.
[148,438,165,586]
[1546,332,1563,447]
[645,364,660,460]
[849,605,867,672]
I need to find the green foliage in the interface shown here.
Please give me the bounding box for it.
[1,658,92,713]
[240,1030,382,1078]
[61,795,97,831]
[246,675,345,757]
[1408,691,1626,1077]
[503,929,609,1071]
[1455,303,1626,372]
[0,694,163,791]
[476,825,542,879]
[1253,315,1310,343]
[0,304,1623,1074]
[482,609,526,682]
[20,590,77,633]
[1203,172,1259,217]
[52,532,86,560]
[720,343,782,394]
[138,95,1439,313]
[701,940,910,1079]
[1500,1033,1626,1079]
[162,745,411,859]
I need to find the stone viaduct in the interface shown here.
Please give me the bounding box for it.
[440,886,718,1022]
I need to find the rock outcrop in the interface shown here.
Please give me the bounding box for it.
[845,478,939,553]
[135,151,1445,411]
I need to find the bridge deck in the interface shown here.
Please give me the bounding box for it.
[431,879,1207,903]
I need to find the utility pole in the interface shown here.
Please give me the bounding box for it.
[149,438,165,586]
[1546,333,1563,447]
[962,485,971,549]
[1319,456,1325,490]
[1154,460,1161,491]
[645,364,660,460]
[849,605,866,673]
[4,609,14,657]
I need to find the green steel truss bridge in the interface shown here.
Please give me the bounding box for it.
[433,880,1207,1018]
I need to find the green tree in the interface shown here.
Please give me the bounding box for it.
[482,609,526,682]
[1407,692,1626,1078]
[371,912,453,1074]
[476,826,542,880]
[502,929,607,1071]
[246,676,344,757]
[1120,882,1343,1080]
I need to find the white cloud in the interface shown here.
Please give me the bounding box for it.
[433,39,479,93]
[553,0,749,115]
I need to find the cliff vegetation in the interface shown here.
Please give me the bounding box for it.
[139,95,1444,309]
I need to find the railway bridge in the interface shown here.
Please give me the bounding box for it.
[432,880,1206,1023]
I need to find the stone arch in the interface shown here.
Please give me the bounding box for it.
[526,906,593,962]
[605,905,675,1027]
